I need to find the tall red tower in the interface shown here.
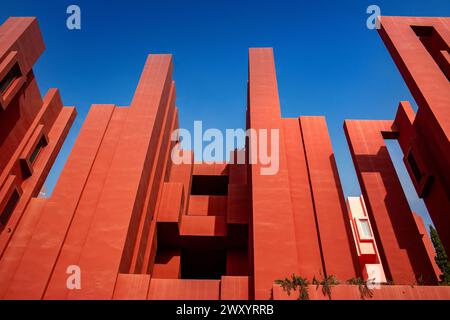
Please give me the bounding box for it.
[381,17,450,256]
[344,16,450,286]
[0,17,76,290]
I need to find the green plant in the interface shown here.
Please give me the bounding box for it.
[430,225,450,285]
[275,274,310,300]
[312,274,339,300]
[346,277,374,300]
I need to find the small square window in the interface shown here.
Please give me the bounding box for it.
[19,127,49,177]
[29,135,47,164]
[407,152,423,183]
[0,63,22,95]
[358,219,372,239]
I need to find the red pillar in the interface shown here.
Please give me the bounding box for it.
[65,55,174,299]
[0,18,76,298]
[247,48,298,299]
[300,116,360,280]
[378,16,450,254]
[283,118,323,279]
[344,119,438,284]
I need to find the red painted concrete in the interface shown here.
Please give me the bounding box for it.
[221,276,249,300]
[152,250,181,279]
[300,116,360,280]
[0,18,75,299]
[147,279,220,300]
[344,119,438,285]
[247,48,300,300]
[273,284,450,300]
[0,16,449,300]
[413,213,441,281]
[113,274,150,300]
[379,17,450,255]
[282,118,323,279]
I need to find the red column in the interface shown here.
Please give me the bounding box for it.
[300,116,359,280]
[379,17,450,254]
[65,55,174,299]
[2,105,112,299]
[283,118,323,279]
[0,18,76,299]
[247,48,298,299]
[44,106,128,299]
[344,119,438,284]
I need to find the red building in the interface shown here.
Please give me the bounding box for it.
[0,16,449,300]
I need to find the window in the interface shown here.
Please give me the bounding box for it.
[411,25,450,81]
[0,63,22,94]
[359,219,372,238]
[29,135,47,164]
[190,175,229,196]
[0,189,19,232]
[19,129,49,177]
[407,152,423,184]
[411,25,433,38]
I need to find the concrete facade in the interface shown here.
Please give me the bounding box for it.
[0,16,449,300]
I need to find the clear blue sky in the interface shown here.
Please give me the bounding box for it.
[2,0,449,227]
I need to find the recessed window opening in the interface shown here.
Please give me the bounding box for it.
[0,63,21,94]
[359,219,372,238]
[0,189,20,232]
[384,139,433,230]
[407,152,423,184]
[190,175,229,196]
[29,135,47,164]
[411,25,450,81]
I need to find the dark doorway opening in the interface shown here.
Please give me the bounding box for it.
[190,175,229,196]
[180,248,226,279]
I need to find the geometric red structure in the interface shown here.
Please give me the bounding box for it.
[248,49,360,299]
[0,16,449,300]
[344,118,439,285]
[0,17,76,298]
[379,17,450,257]
[345,16,450,286]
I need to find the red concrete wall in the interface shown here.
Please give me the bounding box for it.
[300,116,360,280]
[413,213,441,280]
[344,120,438,285]
[247,48,299,299]
[0,18,76,299]
[0,15,449,301]
[379,17,450,255]
[44,106,127,299]
[282,118,323,279]
[221,276,249,300]
[113,274,150,300]
[273,284,450,300]
[147,279,220,300]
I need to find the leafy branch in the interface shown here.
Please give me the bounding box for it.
[346,277,374,300]
[275,274,310,300]
[312,274,339,300]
